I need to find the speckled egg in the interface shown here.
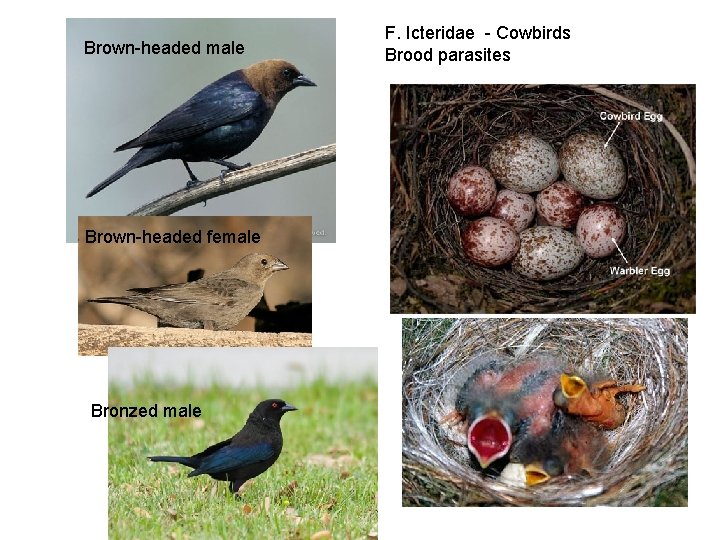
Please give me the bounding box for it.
[559,133,626,199]
[490,189,536,232]
[576,204,627,258]
[536,182,585,229]
[488,134,559,193]
[446,165,497,217]
[513,226,584,280]
[461,217,520,267]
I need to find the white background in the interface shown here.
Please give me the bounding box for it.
[3,1,711,537]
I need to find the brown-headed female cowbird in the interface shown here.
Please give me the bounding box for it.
[88,252,288,330]
[86,59,316,197]
[149,399,297,494]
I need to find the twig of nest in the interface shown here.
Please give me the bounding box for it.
[390,85,695,313]
[402,318,688,506]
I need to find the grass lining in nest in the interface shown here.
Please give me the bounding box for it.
[390,85,695,313]
[402,318,688,506]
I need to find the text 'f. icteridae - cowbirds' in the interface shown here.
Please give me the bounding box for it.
[88,252,288,330]
[149,399,297,494]
[86,59,316,198]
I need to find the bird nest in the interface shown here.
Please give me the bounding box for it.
[402,318,688,506]
[390,85,696,313]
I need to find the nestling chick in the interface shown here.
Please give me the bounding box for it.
[455,353,565,469]
[553,372,645,429]
[511,409,611,486]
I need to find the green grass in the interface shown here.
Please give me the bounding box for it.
[109,378,378,539]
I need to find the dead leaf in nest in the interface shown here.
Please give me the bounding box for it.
[305,454,356,468]
[390,277,407,296]
[416,274,469,311]
[279,480,298,498]
[132,507,151,519]
[339,471,351,480]
[310,531,332,540]
[320,499,336,511]
[166,508,178,520]
[322,512,332,527]
[242,504,252,515]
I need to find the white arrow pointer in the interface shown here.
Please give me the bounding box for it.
[605,122,621,148]
[612,238,628,264]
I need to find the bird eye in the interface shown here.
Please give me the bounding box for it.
[272,402,279,408]
[283,68,292,78]
[261,258,268,266]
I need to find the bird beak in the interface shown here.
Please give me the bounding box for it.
[559,373,588,399]
[467,412,512,468]
[281,403,298,412]
[525,463,552,486]
[293,74,317,87]
[272,260,289,272]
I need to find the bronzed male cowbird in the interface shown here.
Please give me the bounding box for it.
[149,399,297,494]
[88,252,288,330]
[86,59,316,197]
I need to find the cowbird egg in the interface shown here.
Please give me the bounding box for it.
[461,217,520,267]
[576,204,627,258]
[513,226,584,280]
[490,189,536,232]
[536,181,585,229]
[446,165,497,217]
[488,134,559,193]
[559,133,626,199]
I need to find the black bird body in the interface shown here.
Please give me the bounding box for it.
[86,59,316,197]
[149,399,297,494]
[88,252,289,330]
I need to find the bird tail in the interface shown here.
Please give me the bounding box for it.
[87,296,135,306]
[86,146,167,198]
[148,455,199,468]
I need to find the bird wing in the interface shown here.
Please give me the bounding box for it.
[193,442,275,475]
[117,73,265,150]
[128,278,259,306]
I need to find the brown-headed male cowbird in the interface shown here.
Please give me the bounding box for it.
[149,399,297,494]
[86,59,316,197]
[88,252,288,330]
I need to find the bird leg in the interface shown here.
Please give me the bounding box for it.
[207,159,251,182]
[182,160,201,187]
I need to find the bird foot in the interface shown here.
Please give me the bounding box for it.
[219,162,251,182]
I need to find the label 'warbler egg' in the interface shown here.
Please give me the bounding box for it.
[461,217,520,267]
[559,133,626,199]
[489,134,559,193]
[513,226,584,280]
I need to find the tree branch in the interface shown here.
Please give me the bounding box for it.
[128,143,336,216]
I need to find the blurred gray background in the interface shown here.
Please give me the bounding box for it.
[109,347,378,388]
[67,19,336,242]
